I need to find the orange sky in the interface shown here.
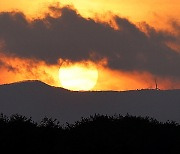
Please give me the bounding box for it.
[0,0,180,30]
[0,0,180,91]
[0,53,179,91]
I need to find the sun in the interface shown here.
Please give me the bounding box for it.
[59,61,98,91]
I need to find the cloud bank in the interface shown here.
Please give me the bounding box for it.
[0,5,180,79]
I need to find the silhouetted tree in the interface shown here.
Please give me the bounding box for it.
[0,113,179,153]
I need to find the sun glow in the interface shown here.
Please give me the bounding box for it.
[59,61,98,91]
[0,53,179,91]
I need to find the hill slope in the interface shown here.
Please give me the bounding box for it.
[0,81,180,123]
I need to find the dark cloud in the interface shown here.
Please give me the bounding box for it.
[169,21,180,50]
[0,6,180,78]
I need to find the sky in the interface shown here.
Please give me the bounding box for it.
[0,0,180,91]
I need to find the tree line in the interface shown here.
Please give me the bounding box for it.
[0,113,179,153]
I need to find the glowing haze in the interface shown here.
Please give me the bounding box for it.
[0,0,180,91]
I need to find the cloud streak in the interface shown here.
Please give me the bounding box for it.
[0,6,180,79]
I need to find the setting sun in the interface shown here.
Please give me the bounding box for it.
[0,0,180,90]
[59,61,98,91]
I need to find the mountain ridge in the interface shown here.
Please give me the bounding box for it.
[0,80,180,124]
[1,80,180,92]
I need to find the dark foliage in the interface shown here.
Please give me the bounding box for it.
[0,113,179,154]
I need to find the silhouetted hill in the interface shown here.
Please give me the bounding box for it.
[1,80,68,91]
[0,80,180,123]
[0,114,179,153]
